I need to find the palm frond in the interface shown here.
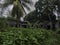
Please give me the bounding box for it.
[21,0,33,5]
[22,2,30,10]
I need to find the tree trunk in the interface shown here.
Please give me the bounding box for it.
[16,14,21,28]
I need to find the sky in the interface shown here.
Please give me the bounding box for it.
[24,0,38,14]
[31,0,38,11]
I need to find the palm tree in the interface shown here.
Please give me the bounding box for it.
[4,0,33,27]
[35,0,57,30]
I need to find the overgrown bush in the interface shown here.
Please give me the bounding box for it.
[0,28,60,45]
[0,18,8,32]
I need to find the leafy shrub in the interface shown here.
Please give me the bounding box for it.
[0,18,8,32]
[0,18,6,28]
[0,28,60,45]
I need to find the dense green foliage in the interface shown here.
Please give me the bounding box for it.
[24,0,59,23]
[0,18,7,29]
[24,10,39,23]
[35,0,56,21]
[0,0,60,45]
[0,27,60,45]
